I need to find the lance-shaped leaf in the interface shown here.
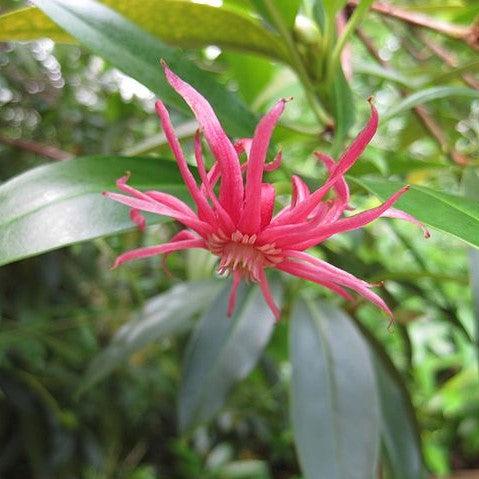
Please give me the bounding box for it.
[0,1,288,62]
[290,299,379,479]
[178,280,282,433]
[355,321,425,479]
[31,0,255,136]
[351,177,479,249]
[79,281,222,394]
[0,156,188,266]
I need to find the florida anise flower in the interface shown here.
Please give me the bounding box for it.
[104,63,428,320]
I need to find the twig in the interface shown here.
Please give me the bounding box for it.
[418,31,479,89]
[0,134,72,161]
[356,28,468,165]
[348,0,478,51]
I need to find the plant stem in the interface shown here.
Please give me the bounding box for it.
[328,0,374,86]
[262,0,333,128]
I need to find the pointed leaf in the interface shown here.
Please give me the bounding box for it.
[290,299,379,479]
[79,281,222,393]
[351,177,479,249]
[0,1,288,62]
[178,280,282,432]
[31,0,256,136]
[354,321,425,479]
[383,86,479,121]
[0,156,187,266]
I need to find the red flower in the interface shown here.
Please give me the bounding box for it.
[104,63,428,320]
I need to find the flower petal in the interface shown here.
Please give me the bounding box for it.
[103,191,212,237]
[278,259,392,316]
[238,99,287,234]
[155,100,217,227]
[257,269,281,320]
[272,101,378,225]
[162,62,243,222]
[194,130,235,234]
[264,185,409,249]
[227,272,242,317]
[112,238,206,268]
[129,209,146,231]
[381,207,430,238]
[260,183,276,230]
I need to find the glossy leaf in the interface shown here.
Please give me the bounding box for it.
[0,156,187,266]
[352,177,479,249]
[80,281,222,393]
[383,86,479,120]
[31,0,256,137]
[0,1,288,62]
[178,280,282,433]
[290,299,379,479]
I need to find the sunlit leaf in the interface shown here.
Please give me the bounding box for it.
[79,281,222,393]
[31,0,256,136]
[351,177,479,249]
[178,280,282,433]
[0,156,187,266]
[290,299,379,479]
[0,1,288,62]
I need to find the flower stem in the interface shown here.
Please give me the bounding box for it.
[327,0,374,86]
[261,0,333,128]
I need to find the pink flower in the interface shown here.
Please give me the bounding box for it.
[104,63,428,320]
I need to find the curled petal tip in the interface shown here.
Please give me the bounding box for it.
[159,58,168,69]
[283,96,293,103]
[367,96,374,104]
[424,229,431,239]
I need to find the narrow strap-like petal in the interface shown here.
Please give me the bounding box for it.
[278,259,392,316]
[277,261,353,301]
[266,185,409,249]
[227,272,242,317]
[260,183,276,230]
[115,173,195,216]
[129,209,146,231]
[194,130,235,234]
[291,175,310,207]
[112,238,206,268]
[162,63,244,222]
[103,191,212,237]
[238,99,286,234]
[272,101,378,226]
[155,100,217,227]
[257,269,281,320]
[381,207,430,238]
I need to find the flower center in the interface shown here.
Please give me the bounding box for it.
[207,230,283,281]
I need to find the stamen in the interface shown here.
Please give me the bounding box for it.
[207,230,284,281]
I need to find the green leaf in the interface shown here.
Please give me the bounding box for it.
[0,156,187,266]
[79,281,222,394]
[0,1,288,62]
[249,0,301,30]
[178,280,282,433]
[383,86,479,121]
[224,52,277,104]
[351,177,479,249]
[31,0,256,137]
[330,67,355,153]
[355,322,425,479]
[290,299,379,479]
[463,168,479,368]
